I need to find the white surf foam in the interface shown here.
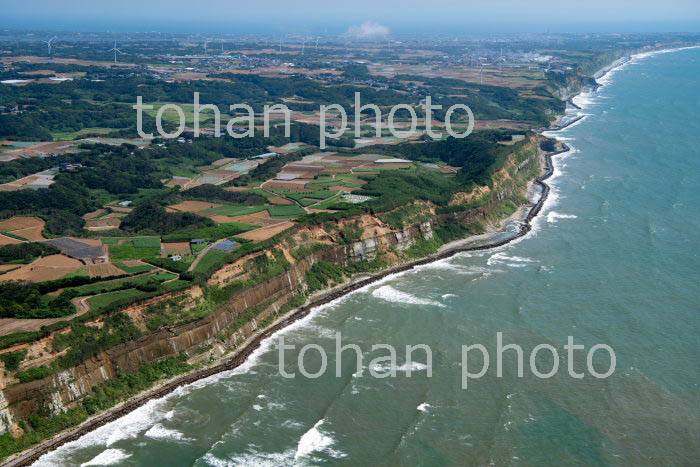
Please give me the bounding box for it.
[201,453,236,467]
[281,419,304,429]
[412,256,470,274]
[371,285,445,307]
[546,211,577,223]
[204,449,297,467]
[417,403,432,413]
[369,361,429,374]
[80,448,131,466]
[301,324,337,340]
[144,423,191,442]
[487,252,537,268]
[295,419,346,460]
[571,93,599,109]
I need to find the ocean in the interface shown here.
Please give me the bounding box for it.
[35,47,700,466]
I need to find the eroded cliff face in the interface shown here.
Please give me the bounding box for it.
[0,224,436,429]
[0,148,541,433]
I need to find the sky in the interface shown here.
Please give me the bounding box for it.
[2,0,700,33]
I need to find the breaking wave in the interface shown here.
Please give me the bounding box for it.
[79,449,131,466]
[487,252,537,268]
[144,423,191,442]
[417,403,431,413]
[371,285,445,307]
[295,419,346,460]
[546,211,578,223]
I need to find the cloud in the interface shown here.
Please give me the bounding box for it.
[346,21,389,38]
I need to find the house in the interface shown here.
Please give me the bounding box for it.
[59,163,83,171]
[117,200,132,207]
[190,239,206,245]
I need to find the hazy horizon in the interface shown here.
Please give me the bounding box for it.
[2,0,700,34]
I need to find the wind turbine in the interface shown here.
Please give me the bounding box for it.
[496,55,506,73]
[495,52,506,72]
[108,41,124,63]
[478,57,487,84]
[45,36,57,58]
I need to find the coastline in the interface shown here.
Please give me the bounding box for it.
[2,145,564,467]
[3,46,678,466]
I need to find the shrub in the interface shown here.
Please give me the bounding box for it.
[305,260,345,294]
[16,365,54,383]
[0,350,27,371]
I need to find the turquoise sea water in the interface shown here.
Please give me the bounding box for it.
[37,47,700,466]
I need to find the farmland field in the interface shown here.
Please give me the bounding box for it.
[204,205,268,217]
[112,261,156,274]
[0,217,46,242]
[87,289,146,312]
[86,263,126,278]
[108,240,161,261]
[68,274,157,297]
[266,204,307,218]
[192,249,228,274]
[153,272,178,282]
[131,237,161,248]
[162,223,258,242]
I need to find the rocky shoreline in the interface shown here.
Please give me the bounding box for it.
[1,138,567,466]
[2,57,605,466]
[7,43,698,467]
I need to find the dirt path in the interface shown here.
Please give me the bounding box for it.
[0,269,173,336]
[259,181,310,213]
[0,296,91,337]
[235,220,295,242]
[187,239,225,272]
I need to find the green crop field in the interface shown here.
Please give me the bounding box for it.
[109,244,160,261]
[266,204,307,218]
[299,190,337,200]
[286,190,340,206]
[87,288,145,312]
[294,198,318,207]
[51,127,114,141]
[131,237,162,248]
[153,272,178,282]
[61,267,89,279]
[113,261,156,274]
[192,249,228,274]
[204,205,267,217]
[68,274,157,297]
[162,223,258,242]
[107,237,161,260]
